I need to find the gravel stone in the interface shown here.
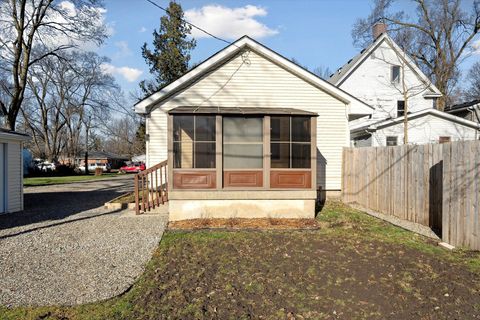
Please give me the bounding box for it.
[0,176,167,306]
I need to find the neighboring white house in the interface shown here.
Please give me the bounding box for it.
[351,108,480,147]
[0,129,30,214]
[135,35,373,203]
[329,26,442,121]
[327,23,479,146]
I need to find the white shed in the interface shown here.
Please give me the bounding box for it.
[0,129,30,214]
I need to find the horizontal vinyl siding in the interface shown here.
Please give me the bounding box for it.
[148,51,349,189]
[372,114,479,146]
[6,141,23,213]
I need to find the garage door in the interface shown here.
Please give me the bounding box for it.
[0,143,4,213]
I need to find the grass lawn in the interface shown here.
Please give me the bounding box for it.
[23,173,121,187]
[1,201,479,319]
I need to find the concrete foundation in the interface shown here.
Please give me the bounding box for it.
[168,190,317,221]
[169,199,315,221]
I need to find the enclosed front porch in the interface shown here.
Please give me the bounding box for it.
[163,106,318,221]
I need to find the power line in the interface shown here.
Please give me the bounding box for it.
[144,0,237,47]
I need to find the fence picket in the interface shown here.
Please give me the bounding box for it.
[342,141,480,250]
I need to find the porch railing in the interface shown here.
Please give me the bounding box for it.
[134,160,168,215]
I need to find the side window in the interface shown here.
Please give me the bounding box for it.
[397,101,405,117]
[271,116,311,168]
[386,136,398,146]
[391,65,400,83]
[173,115,216,169]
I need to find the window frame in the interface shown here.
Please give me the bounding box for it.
[397,100,405,117]
[172,115,216,169]
[222,116,264,170]
[270,116,311,169]
[386,136,398,146]
[391,65,401,84]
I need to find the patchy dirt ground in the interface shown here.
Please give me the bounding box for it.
[1,202,480,320]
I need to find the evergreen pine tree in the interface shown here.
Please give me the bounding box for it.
[140,1,196,95]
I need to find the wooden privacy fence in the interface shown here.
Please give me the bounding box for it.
[342,140,480,250]
[134,160,168,215]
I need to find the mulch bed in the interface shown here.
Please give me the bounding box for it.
[168,218,320,230]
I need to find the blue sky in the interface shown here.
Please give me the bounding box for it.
[97,0,479,100]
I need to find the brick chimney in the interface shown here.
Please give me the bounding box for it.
[372,22,387,39]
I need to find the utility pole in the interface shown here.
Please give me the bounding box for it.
[84,115,92,175]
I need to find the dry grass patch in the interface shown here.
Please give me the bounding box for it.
[168,218,320,230]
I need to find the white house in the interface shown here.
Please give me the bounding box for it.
[0,129,30,214]
[328,23,479,146]
[135,36,373,219]
[351,108,480,147]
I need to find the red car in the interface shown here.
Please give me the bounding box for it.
[120,162,146,173]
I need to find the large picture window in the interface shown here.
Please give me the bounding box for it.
[173,115,216,168]
[223,117,263,169]
[271,116,311,168]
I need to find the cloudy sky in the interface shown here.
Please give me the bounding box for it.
[97,0,480,100]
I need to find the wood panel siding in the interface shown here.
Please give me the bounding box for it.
[224,171,263,188]
[148,50,349,190]
[270,171,311,189]
[173,171,216,189]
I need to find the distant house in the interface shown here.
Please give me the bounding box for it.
[77,151,129,169]
[134,36,373,219]
[445,100,480,124]
[0,129,30,214]
[351,109,480,147]
[329,23,478,146]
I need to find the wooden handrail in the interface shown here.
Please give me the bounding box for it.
[134,160,168,215]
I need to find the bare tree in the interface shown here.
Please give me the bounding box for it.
[312,66,333,79]
[466,61,480,100]
[0,0,108,130]
[352,0,480,110]
[20,51,117,163]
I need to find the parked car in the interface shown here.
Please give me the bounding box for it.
[35,161,56,172]
[120,162,146,173]
[79,162,111,173]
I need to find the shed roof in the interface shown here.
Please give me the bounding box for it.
[0,128,30,141]
[168,106,318,116]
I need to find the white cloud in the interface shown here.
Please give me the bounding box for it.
[101,63,143,82]
[473,39,480,55]
[139,26,147,33]
[185,5,278,40]
[114,41,132,58]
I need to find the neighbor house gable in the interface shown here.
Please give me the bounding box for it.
[329,33,442,98]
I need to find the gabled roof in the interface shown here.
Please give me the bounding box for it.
[134,36,373,115]
[328,33,442,98]
[0,128,30,142]
[445,99,480,113]
[351,108,480,134]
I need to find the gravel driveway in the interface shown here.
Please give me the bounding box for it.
[0,175,168,307]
